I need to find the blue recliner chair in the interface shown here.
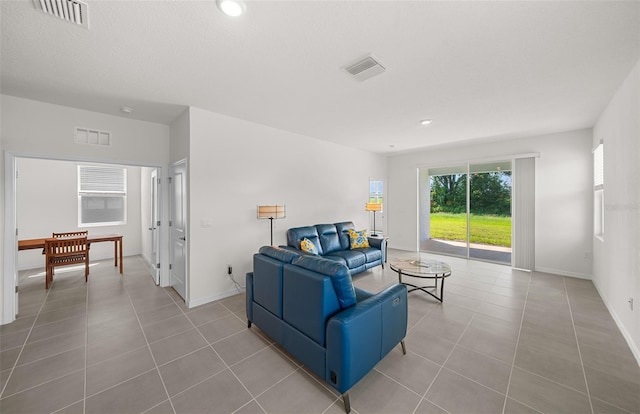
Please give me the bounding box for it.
[246,246,408,413]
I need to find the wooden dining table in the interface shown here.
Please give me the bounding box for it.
[18,234,124,273]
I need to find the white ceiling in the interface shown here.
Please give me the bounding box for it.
[1,1,639,154]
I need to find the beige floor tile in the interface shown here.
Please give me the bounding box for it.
[86,345,156,396]
[0,329,29,352]
[149,328,208,366]
[231,346,299,397]
[445,345,512,394]
[17,330,85,366]
[185,302,232,326]
[85,370,167,414]
[406,327,456,365]
[584,365,640,413]
[171,369,252,414]
[213,329,270,366]
[0,370,84,414]
[507,367,591,414]
[414,398,449,414]
[374,348,441,395]
[143,314,193,344]
[347,369,422,414]
[137,303,183,327]
[256,369,339,414]
[142,400,174,414]
[503,397,541,414]
[159,346,226,396]
[3,347,85,397]
[426,368,506,414]
[27,314,86,344]
[198,313,246,344]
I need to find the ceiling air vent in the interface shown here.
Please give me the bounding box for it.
[344,55,386,82]
[34,0,89,29]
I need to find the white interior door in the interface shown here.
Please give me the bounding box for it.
[150,169,160,285]
[170,161,187,300]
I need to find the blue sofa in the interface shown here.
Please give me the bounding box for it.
[284,221,386,275]
[246,246,407,413]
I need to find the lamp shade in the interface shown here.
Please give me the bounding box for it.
[257,205,286,219]
[365,202,383,212]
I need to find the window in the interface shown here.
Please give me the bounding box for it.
[78,165,127,226]
[369,179,383,204]
[593,142,604,238]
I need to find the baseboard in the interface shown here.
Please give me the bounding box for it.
[534,266,592,280]
[591,279,640,366]
[188,287,245,309]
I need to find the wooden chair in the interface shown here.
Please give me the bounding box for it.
[44,237,89,289]
[52,231,88,238]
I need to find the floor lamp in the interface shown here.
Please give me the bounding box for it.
[257,205,286,245]
[365,202,382,236]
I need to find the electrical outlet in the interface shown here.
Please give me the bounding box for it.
[227,265,232,275]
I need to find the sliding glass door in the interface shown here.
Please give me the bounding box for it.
[419,161,512,264]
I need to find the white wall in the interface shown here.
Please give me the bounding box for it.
[1,95,171,324]
[15,158,142,269]
[388,129,593,278]
[592,59,640,361]
[186,107,387,307]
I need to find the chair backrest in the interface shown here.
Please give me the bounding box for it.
[45,237,88,258]
[52,231,88,239]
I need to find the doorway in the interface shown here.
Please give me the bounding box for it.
[419,161,512,264]
[2,154,165,324]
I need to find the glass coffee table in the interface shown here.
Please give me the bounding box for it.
[390,258,452,302]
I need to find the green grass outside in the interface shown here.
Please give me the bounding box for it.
[430,213,512,247]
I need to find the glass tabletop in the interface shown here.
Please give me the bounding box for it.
[389,258,451,277]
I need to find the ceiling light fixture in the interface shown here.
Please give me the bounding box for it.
[120,106,134,114]
[216,0,246,17]
[420,119,433,125]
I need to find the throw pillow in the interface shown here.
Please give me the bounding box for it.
[300,238,319,255]
[348,229,370,249]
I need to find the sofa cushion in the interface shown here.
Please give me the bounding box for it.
[300,238,319,255]
[325,250,366,269]
[348,229,370,249]
[334,222,355,250]
[292,256,356,308]
[360,247,382,263]
[287,226,323,255]
[316,224,342,254]
[258,245,300,263]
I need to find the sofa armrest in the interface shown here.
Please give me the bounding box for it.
[367,237,386,263]
[325,284,407,393]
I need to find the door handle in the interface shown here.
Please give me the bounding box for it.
[179,236,186,241]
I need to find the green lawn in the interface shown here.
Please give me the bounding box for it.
[430,213,512,247]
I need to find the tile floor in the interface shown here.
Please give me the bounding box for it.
[0,250,639,414]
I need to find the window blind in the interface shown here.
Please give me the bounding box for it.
[513,157,535,271]
[79,166,126,193]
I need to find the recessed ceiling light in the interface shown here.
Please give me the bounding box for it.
[216,0,246,17]
[120,106,134,114]
[420,119,432,125]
